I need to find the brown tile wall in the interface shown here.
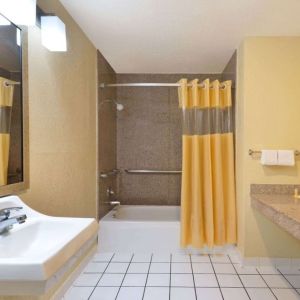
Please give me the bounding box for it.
[0,67,11,78]
[222,52,237,140]
[221,51,237,85]
[98,51,117,218]
[116,74,223,206]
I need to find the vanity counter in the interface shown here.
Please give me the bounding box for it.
[251,192,300,241]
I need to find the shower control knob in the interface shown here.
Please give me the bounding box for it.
[107,187,115,196]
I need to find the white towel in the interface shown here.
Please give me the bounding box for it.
[277,150,295,166]
[260,150,278,165]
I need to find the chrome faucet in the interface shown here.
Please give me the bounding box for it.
[105,187,120,209]
[0,207,27,234]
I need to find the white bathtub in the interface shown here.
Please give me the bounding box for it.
[98,205,180,252]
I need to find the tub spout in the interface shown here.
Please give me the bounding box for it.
[104,201,120,216]
[104,201,120,206]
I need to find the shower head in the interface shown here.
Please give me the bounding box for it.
[99,99,124,111]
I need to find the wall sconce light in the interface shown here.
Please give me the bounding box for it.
[41,16,67,52]
[0,0,36,25]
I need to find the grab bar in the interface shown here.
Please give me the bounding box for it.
[99,169,121,178]
[125,169,182,175]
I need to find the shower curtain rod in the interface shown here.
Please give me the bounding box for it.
[99,82,226,88]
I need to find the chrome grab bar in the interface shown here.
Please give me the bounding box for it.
[124,169,182,175]
[100,169,121,178]
[100,169,182,177]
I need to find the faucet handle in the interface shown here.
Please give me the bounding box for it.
[107,187,115,196]
[0,207,23,219]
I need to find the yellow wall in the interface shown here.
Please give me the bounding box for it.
[236,37,300,257]
[20,0,98,218]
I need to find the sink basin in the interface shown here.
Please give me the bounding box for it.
[0,195,98,295]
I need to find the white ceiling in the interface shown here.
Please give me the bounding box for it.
[60,0,300,73]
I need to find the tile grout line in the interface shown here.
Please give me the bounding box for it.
[73,285,288,288]
[255,268,278,300]
[114,254,134,300]
[84,261,253,264]
[276,268,300,296]
[83,271,298,276]
[87,253,115,300]
[169,254,172,300]
[208,254,225,300]
[228,255,251,300]
[189,254,198,300]
[141,254,153,300]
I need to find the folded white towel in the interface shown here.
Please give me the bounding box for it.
[260,150,278,165]
[277,150,295,166]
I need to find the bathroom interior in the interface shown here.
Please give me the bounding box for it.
[0,0,300,300]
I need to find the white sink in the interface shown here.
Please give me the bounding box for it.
[0,195,98,295]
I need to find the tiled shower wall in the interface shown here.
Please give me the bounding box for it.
[222,52,237,129]
[116,74,223,206]
[221,52,237,83]
[98,51,117,218]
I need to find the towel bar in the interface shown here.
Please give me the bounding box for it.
[248,149,300,156]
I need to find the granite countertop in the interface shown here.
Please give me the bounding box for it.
[251,185,300,241]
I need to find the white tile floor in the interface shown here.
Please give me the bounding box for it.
[63,252,300,300]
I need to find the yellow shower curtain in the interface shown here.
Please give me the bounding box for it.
[0,77,15,186]
[178,78,236,248]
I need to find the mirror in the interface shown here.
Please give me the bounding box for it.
[0,14,27,192]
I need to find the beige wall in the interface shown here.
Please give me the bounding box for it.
[20,0,98,218]
[236,37,300,257]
